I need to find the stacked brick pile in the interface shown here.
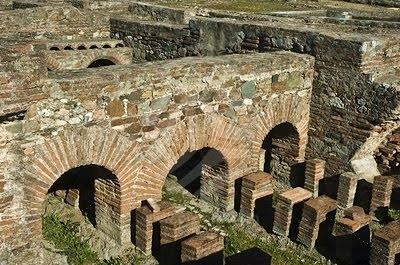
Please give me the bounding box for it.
[273,187,312,236]
[370,175,394,219]
[304,159,325,197]
[181,231,224,264]
[239,172,273,217]
[371,220,400,265]
[297,195,337,248]
[337,172,358,209]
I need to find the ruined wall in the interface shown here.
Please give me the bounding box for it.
[0,5,109,39]
[190,17,400,179]
[343,0,400,8]
[110,18,199,61]
[0,52,313,262]
[0,42,48,116]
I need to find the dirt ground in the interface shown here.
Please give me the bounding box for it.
[141,0,400,15]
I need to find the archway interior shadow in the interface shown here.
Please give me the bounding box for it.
[169,147,226,197]
[234,178,243,213]
[353,179,373,213]
[318,174,340,199]
[47,164,118,227]
[254,195,274,233]
[262,122,300,185]
[87,58,116,68]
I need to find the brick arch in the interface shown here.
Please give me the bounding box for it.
[23,125,141,244]
[135,114,251,207]
[248,94,310,172]
[83,52,125,68]
[43,53,62,71]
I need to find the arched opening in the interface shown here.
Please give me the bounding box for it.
[115,43,124,48]
[64,46,74,50]
[89,45,99,49]
[168,148,227,198]
[87,58,116,68]
[49,46,60,51]
[261,122,300,186]
[77,45,86,50]
[45,164,121,238]
[103,44,112,48]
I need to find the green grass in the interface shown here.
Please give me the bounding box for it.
[42,214,99,265]
[162,186,324,265]
[389,208,400,220]
[42,213,145,265]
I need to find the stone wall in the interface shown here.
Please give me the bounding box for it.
[343,0,400,8]
[190,17,400,179]
[0,52,313,261]
[110,17,199,61]
[0,5,109,39]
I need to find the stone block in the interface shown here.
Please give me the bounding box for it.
[240,172,273,217]
[273,187,312,236]
[337,172,358,209]
[304,159,325,197]
[181,231,224,263]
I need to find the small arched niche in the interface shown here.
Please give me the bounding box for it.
[87,58,116,68]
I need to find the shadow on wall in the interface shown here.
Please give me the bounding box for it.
[47,164,119,227]
[168,147,226,197]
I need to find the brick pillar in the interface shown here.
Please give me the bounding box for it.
[297,195,337,249]
[135,201,178,254]
[304,159,325,197]
[335,206,371,265]
[273,187,312,236]
[370,175,394,219]
[370,220,400,265]
[239,172,273,217]
[159,211,201,265]
[201,164,232,210]
[181,231,224,265]
[337,172,358,209]
[160,211,200,245]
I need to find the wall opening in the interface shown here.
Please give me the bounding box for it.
[77,45,86,50]
[234,178,243,213]
[115,43,124,48]
[0,110,26,124]
[87,59,116,68]
[168,148,226,198]
[89,45,99,49]
[262,122,300,185]
[64,46,74,50]
[46,164,121,229]
[103,44,112,48]
[49,46,60,51]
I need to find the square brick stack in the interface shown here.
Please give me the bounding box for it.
[297,195,337,248]
[337,172,358,209]
[273,187,312,236]
[370,175,394,219]
[181,231,224,263]
[239,171,273,217]
[160,211,200,245]
[371,220,400,265]
[335,206,371,236]
[135,201,178,254]
[304,159,325,197]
